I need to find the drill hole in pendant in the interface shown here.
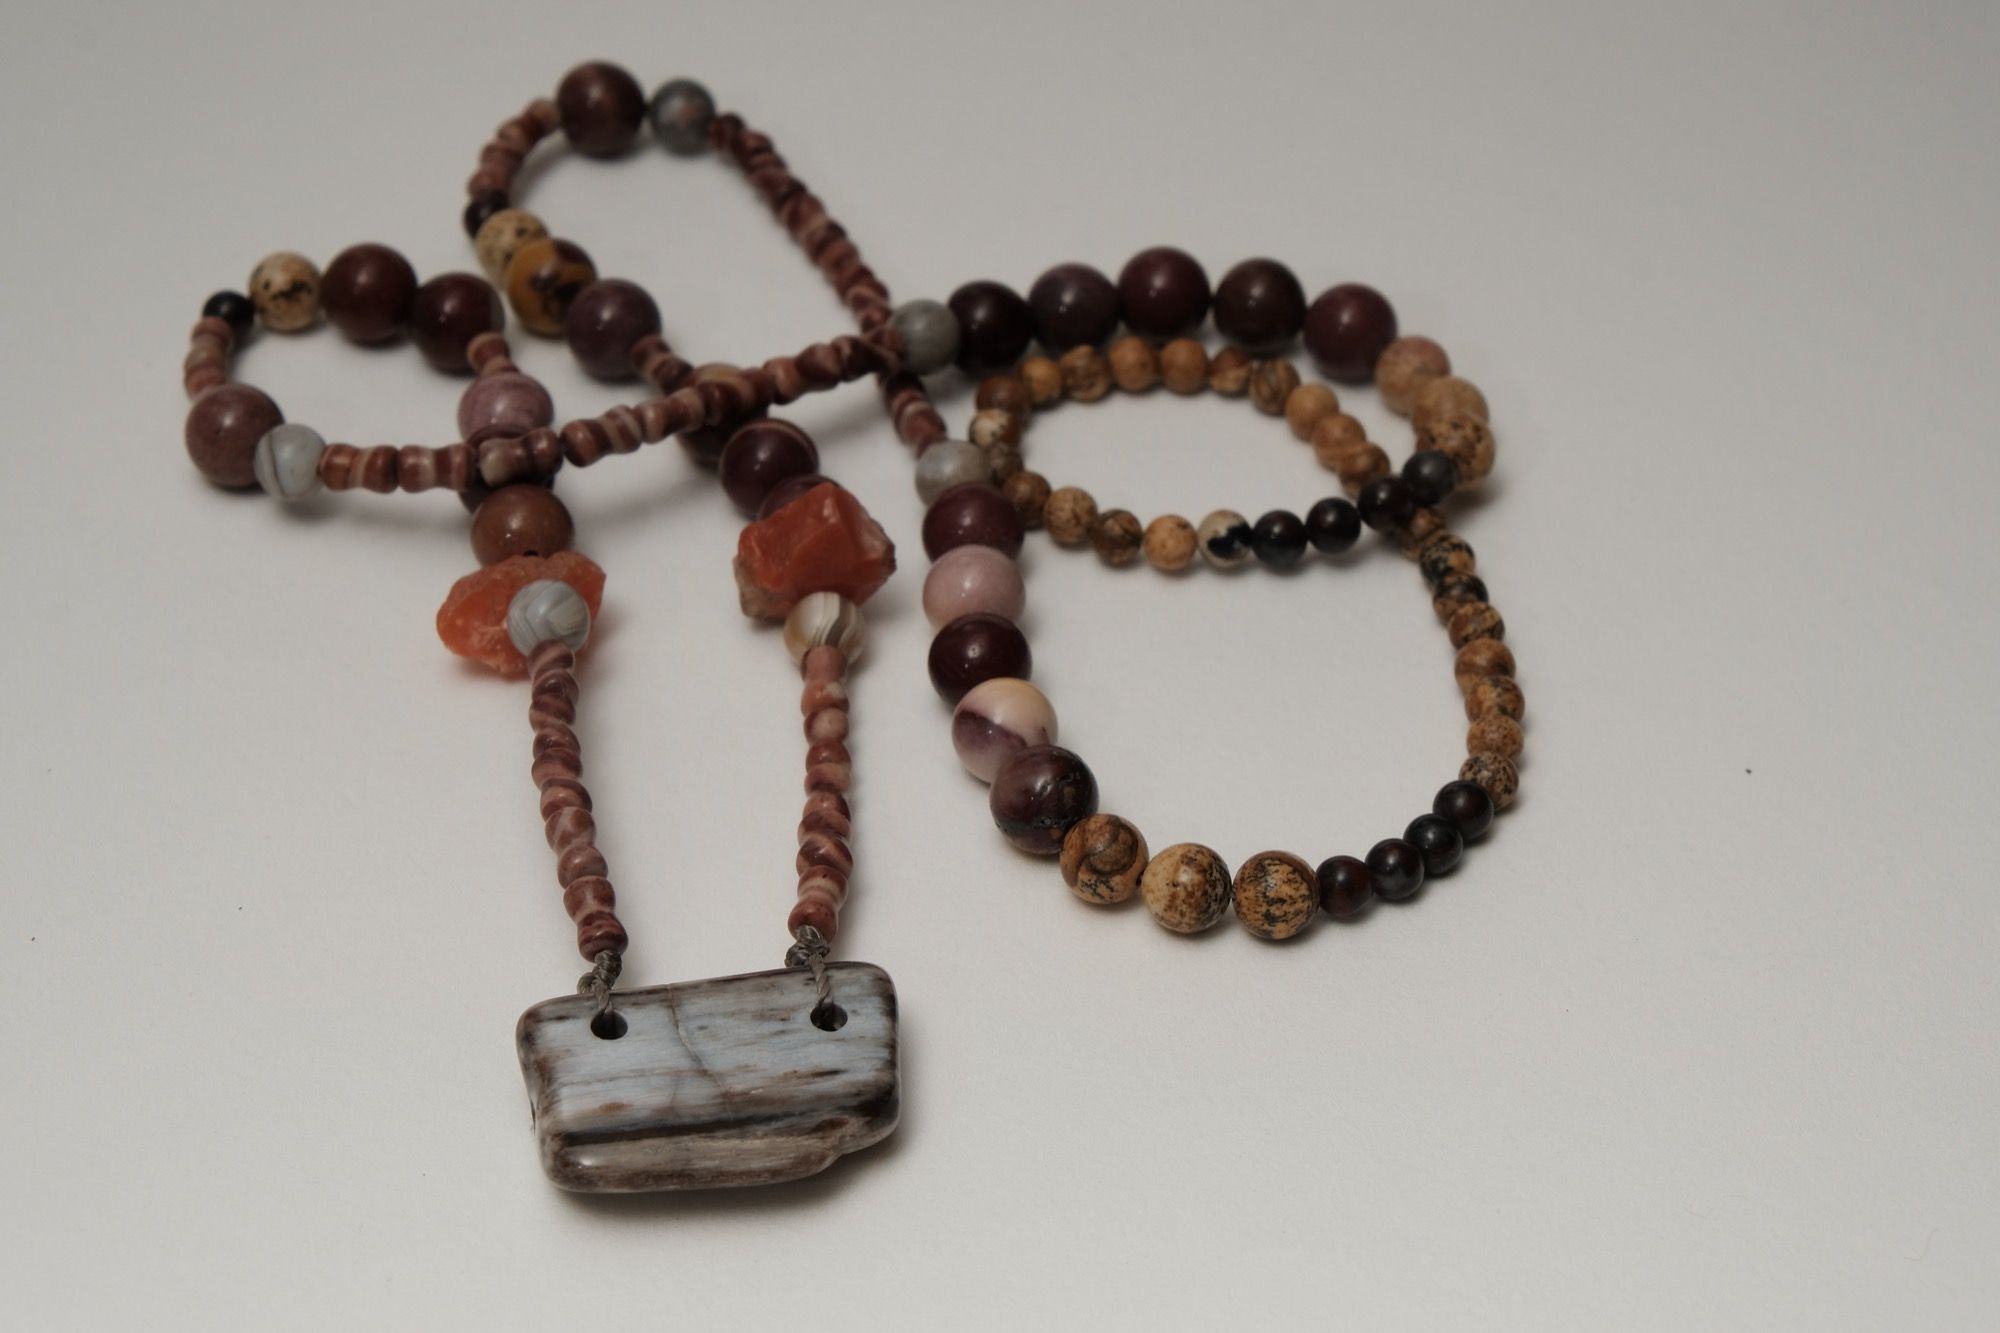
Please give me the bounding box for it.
[590,1010,628,1041]
[810,1000,847,1032]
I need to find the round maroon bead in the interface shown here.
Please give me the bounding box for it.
[927,613,1032,704]
[1212,258,1306,354]
[563,278,661,381]
[470,485,574,566]
[756,472,837,519]
[946,280,1033,375]
[1027,263,1119,352]
[556,61,645,158]
[1116,246,1211,340]
[409,273,503,374]
[989,745,1099,856]
[922,482,1024,560]
[1302,283,1398,384]
[457,372,554,444]
[1315,855,1376,919]
[320,243,417,345]
[185,384,282,489]
[718,419,819,516]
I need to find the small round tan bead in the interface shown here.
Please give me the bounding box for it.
[983,441,1025,483]
[1454,639,1516,690]
[1461,752,1520,809]
[1060,814,1149,905]
[1418,532,1478,582]
[970,408,1023,448]
[975,374,1033,417]
[1396,508,1449,558]
[1108,335,1160,393]
[1140,842,1234,934]
[1375,336,1451,416]
[1284,383,1340,441]
[1412,375,1489,427]
[1059,345,1113,402]
[1464,676,1525,722]
[1090,508,1143,566]
[1018,356,1063,407]
[1418,412,1496,484]
[1447,602,1506,649]
[1160,339,1209,394]
[1044,486,1097,546]
[1467,713,1525,759]
[474,208,549,282]
[1232,851,1318,941]
[1309,413,1368,470]
[1142,514,1198,573]
[1004,471,1052,529]
[1334,442,1392,493]
[1248,359,1301,416]
[247,252,321,333]
[1207,346,1251,396]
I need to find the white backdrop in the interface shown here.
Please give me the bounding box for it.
[3,0,1996,1327]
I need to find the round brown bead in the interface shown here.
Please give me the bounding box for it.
[1003,471,1052,529]
[185,384,282,489]
[1303,282,1397,383]
[969,408,1023,448]
[410,273,504,374]
[1447,603,1505,649]
[1248,359,1301,416]
[1212,258,1307,354]
[1465,676,1526,722]
[1461,752,1520,809]
[505,237,597,337]
[1232,851,1318,941]
[983,441,1025,483]
[557,61,646,158]
[1018,356,1063,407]
[474,208,548,282]
[1142,514,1198,572]
[1419,412,1496,483]
[989,745,1099,856]
[1108,336,1160,392]
[1418,533,1478,584]
[1207,347,1251,396]
[1454,639,1517,689]
[1091,509,1143,566]
[247,251,320,333]
[974,374,1034,417]
[1044,486,1097,546]
[1412,375,1490,427]
[1284,383,1340,441]
[1467,714,1525,759]
[471,485,574,565]
[1140,843,1233,934]
[1159,339,1209,394]
[564,278,661,380]
[1309,413,1367,469]
[1376,336,1451,415]
[1059,345,1112,402]
[1333,442,1392,492]
[320,243,416,345]
[1060,814,1149,905]
[923,482,1025,559]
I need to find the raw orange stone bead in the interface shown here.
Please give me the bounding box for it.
[732,482,897,620]
[436,551,606,675]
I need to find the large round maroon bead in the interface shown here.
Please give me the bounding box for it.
[1213,258,1306,354]
[556,61,645,158]
[927,613,1032,704]
[989,745,1099,855]
[409,273,503,374]
[320,243,417,345]
[1302,283,1398,383]
[718,419,819,516]
[946,280,1033,375]
[564,278,661,380]
[185,384,282,489]
[922,482,1024,560]
[1027,263,1119,352]
[457,372,554,444]
[1116,246,1211,340]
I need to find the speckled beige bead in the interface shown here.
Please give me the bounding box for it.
[1108,335,1160,393]
[1019,356,1063,407]
[1461,752,1519,809]
[247,252,321,332]
[970,408,1023,448]
[1059,345,1113,402]
[975,374,1033,416]
[1464,676,1525,722]
[1060,814,1149,905]
[1447,602,1506,649]
[1468,713,1524,759]
[1232,851,1318,941]
[1284,383,1340,441]
[1396,507,1448,557]
[982,440,1025,483]
[1160,339,1208,394]
[1091,509,1143,566]
[1417,533,1477,584]
[1375,336,1451,415]
[1412,375,1489,427]
[1309,413,1368,471]
[1454,639,1516,691]
[1248,359,1301,416]
[1334,442,1392,493]
[1045,486,1098,546]
[1142,514,1198,572]
[1140,842,1234,934]
[474,208,549,282]
[1004,470,1052,528]
[1207,346,1251,396]
[1417,412,1496,483]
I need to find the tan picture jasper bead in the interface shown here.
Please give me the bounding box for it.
[1412,375,1489,426]
[1044,486,1098,546]
[1285,383,1340,441]
[1310,413,1367,470]
[1467,713,1525,759]
[976,374,1034,416]
[970,408,1022,447]
[474,208,549,281]
[1232,851,1318,941]
[1375,335,1451,415]
[1454,639,1516,690]
[1464,676,1525,722]
[1248,359,1301,416]
[1207,346,1251,396]
[983,441,1025,482]
[1060,345,1113,402]
[1003,471,1051,528]
[1018,356,1063,406]
[1447,602,1506,649]
[1334,442,1392,492]
[1091,509,1143,566]
[1461,752,1520,809]
[1060,814,1149,905]
[505,236,597,336]
[1143,514,1198,572]
[1160,339,1209,394]
[1141,843,1234,934]
[247,251,321,333]
[1397,507,1448,557]
[1418,412,1496,483]
[1108,335,1160,392]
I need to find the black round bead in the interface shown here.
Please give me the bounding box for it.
[1250,510,1308,567]
[202,290,255,337]
[1304,497,1361,554]
[1403,814,1465,876]
[1366,837,1427,902]
[1432,779,1496,840]
[463,188,510,238]
[947,280,1034,375]
[1315,854,1376,920]
[1357,475,1419,531]
[1403,450,1460,505]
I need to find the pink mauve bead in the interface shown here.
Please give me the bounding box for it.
[457,372,554,443]
[923,545,1026,628]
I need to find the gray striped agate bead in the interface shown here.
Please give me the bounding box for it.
[890,299,961,377]
[783,591,864,664]
[507,580,591,654]
[252,423,325,501]
[647,79,715,156]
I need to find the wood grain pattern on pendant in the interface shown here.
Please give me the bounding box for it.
[516,963,899,1191]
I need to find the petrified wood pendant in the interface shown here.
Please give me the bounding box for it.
[516,963,899,1191]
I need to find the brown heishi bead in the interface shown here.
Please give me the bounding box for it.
[321,243,417,345]
[1465,676,1526,722]
[1467,714,1525,759]
[1090,509,1143,566]
[1248,359,1301,416]
[1003,470,1052,528]
[1059,345,1112,402]
[564,278,661,380]
[185,384,282,489]
[1159,338,1208,394]
[1061,813,1149,905]
[557,61,646,158]
[1207,346,1251,395]
[1302,282,1398,383]
[471,485,574,565]
[1285,383,1340,441]
[410,273,504,374]
[1447,602,1505,649]
[1232,851,1318,940]
[1461,752,1520,809]
[1044,486,1097,546]
[506,237,597,337]
[1108,335,1160,392]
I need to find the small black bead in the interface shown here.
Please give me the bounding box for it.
[202,290,255,337]
[1366,837,1427,902]
[1432,779,1495,840]
[463,188,511,238]
[1403,450,1459,505]
[1250,510,1308,567]
[1403,814,1465,876]
[1315,854,1376,919]
[1304,497,1361,554]
[1357,475,1418,531]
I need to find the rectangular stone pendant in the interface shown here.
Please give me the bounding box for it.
[516,962,899,1192]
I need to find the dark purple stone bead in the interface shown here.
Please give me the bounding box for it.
[922,482,1025,560]
[463,189,509,238]
[1366,837,1427,902]
[1432,779,1496,841]
[1303,283,1398,383]
[564,278,662,381]
[1403,814,1465,877]
[947,280,1034,375]
[927,613,1032,704]
[201,290,254,337]
[1315,855,1376,920]
[557,62,646,158]
[1116,247,1211,340]
[409,273,503,374]
[757,473,837,519]
[718,419,818,516]
[1027,263,1119,352]
[185,384,281,489]
[989,745,1099,856]
[1357,475,1419,532]
[1305,497,1361,553]
[1212,258,1306,354]
[1403,450,1459,506]
[320,243,418,346]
